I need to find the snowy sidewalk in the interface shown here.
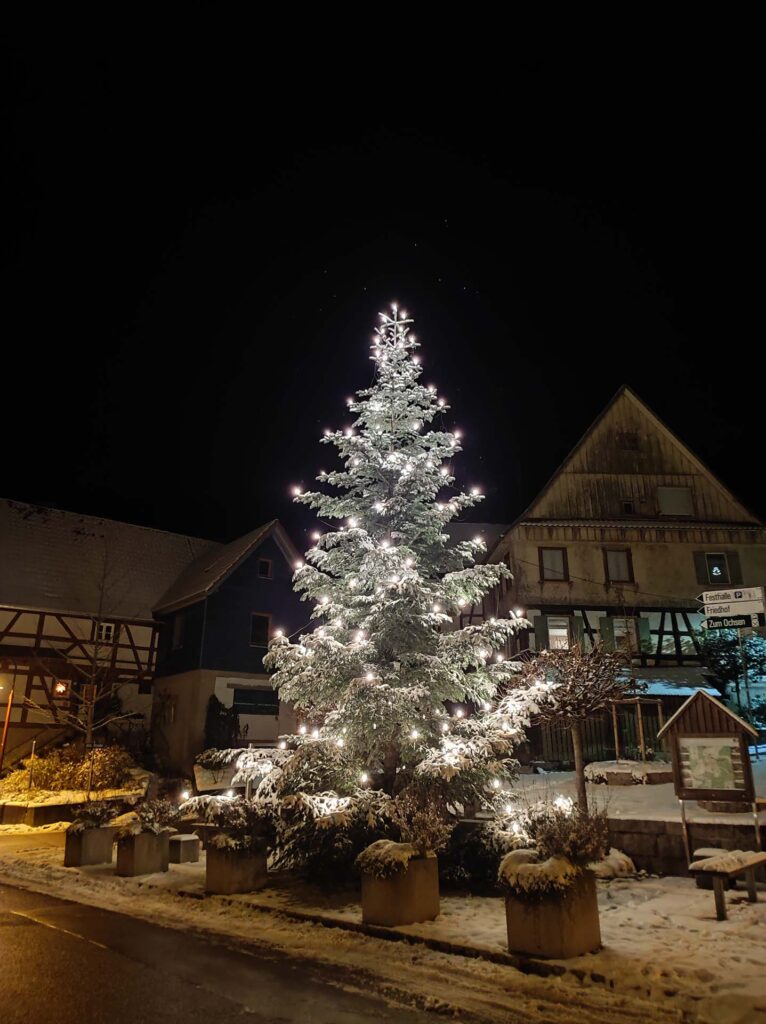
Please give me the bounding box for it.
[1,832,765,1022]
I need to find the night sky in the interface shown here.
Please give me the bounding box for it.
[7,42,764,551]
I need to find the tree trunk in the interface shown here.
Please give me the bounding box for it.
[381,743,399,796]
[571,720,588,812]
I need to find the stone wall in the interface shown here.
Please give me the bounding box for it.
[608,817,765,876]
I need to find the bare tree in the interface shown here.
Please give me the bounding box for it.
[518,644,635,811]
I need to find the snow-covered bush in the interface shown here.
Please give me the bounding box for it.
[69,801,115,833]
[356,839,428,879]
[440,818,523,887]
[0,745,134,794]
[119,799,179,837]
[498,849,580,899]
[181,795,274,853]
[389,789,452,858]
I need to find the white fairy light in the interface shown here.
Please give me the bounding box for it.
[278,740,287,749]
[439,467,448,476]
[505,803,513,815]
[348,517,357,527]
[482,701,491,710]
[226,790,234,799]
[365,672,375,681]
[471,487,480,497]
[355,630,365,641]
[312,728,319,739]
[360,772,369,784]
[292,486,303,496]
[320,595,329,605]
[345,428,353,438]
[299,724,307,735]
[180,790,190,801]
[473,535,484,545]
[457,598,466,607]
[455,708,464,718]
[432,603,441,612]
[336,737,345,748]
[295,560,303,570]
[312,531,321,541]
[412,355,420,364]
[478,648,487,659]
[441,722,449,733]
[404,557,413,567]
[275,629,283,637]
[380,539,390,549]
[374,501,384,511]
[492,778,501,789]
[514,607,524,618]
[410,729,419,739]
[454,430,462,440]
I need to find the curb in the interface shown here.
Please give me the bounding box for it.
[177,887,585,983]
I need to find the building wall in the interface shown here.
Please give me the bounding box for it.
[152,668,296,773]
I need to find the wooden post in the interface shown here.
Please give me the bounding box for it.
[679,798,691,865]
[611,703,620,762]
[712,877,727,921]
[745,867,757,902]
[636,701,646,761]
[0,670,16,773]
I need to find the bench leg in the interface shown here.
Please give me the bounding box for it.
[746,868,758,902]
[713,877,727,921]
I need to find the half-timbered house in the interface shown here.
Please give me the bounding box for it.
[0,501,306,771]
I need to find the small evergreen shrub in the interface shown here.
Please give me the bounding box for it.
[0,745,134,794]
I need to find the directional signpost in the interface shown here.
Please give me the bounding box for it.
[696,587,765,713]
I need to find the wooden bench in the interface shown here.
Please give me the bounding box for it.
[688,850,766,920]
[169,833,201,864]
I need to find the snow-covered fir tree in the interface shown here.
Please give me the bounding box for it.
[265,306,543,813]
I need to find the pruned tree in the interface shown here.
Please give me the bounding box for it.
[517,644,634,810]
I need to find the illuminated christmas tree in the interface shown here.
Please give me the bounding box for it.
[266,306,539,810]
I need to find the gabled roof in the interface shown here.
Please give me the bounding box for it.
[0,498,216,620]
[488,385,760,562]
[656,689,759,740]
[153,520,302,614]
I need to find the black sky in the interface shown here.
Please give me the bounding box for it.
[6,40,765,550]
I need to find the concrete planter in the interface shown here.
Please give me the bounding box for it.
[169,834,201,864]
[505,870,601,959]
[64,826,114,867]
[361,855,440,927]
[115,832,170,876]
[205,845,268,894]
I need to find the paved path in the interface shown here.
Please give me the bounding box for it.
[0,883,434,1024]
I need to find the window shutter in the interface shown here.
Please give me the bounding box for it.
[599,617,616,650]
[692,551,708,585]
[572,616,584,647]
[637,617,652,652]
[533,615,549,652]
[727,551,743,584]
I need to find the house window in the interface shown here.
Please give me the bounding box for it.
[232,688,279,716]
[171,612,185,650]
[604,548,634,583]
[258,559,272,579]
[547,616,571,650]
[613,617,638,653]
[621,500,635,515]
[705,553,730,585]
[539,548,568,581]
[250,613,270,647]
[657,486,694,516]
[96,621,116,644]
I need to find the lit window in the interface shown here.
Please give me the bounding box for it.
[705,553,730,585]
[539,548,567,581]
[613,617,638,653]
[548,616,570,650]
[605,549,633,583]
[96,621,116,644]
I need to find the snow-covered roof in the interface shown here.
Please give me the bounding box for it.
[0,498,217,620]
[657,689,759,740]
[153,520,302,614]
[629,667,720,698]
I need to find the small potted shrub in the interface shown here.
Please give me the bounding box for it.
[116,800,179,877]
[497,798,607,959]
[64,802,115,867]
[192,797,273,894]
[356,792,452,927]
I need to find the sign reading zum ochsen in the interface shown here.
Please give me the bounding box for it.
[702,613,766,630]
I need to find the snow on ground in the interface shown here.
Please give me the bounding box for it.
[513,762,766,825]
[1,835,765,1022]
[0,821,70,834]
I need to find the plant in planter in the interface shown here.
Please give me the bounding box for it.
[497,799,608,959]
[115,799,179,877]
[356,791,452,926]
[182,795,274,894]
[64,802,115,867]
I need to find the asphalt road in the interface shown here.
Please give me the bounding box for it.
[0,883,435,1024]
